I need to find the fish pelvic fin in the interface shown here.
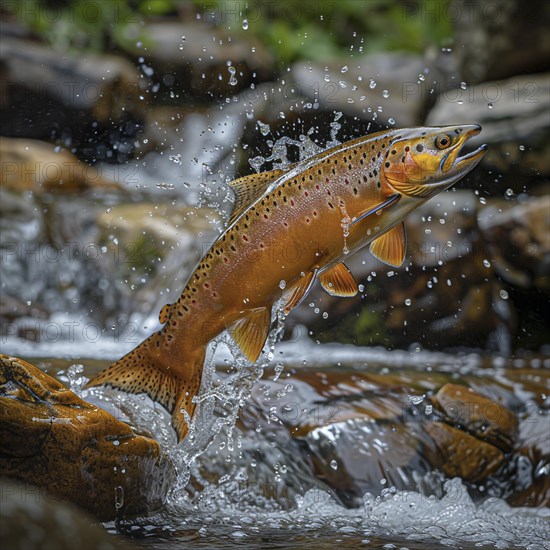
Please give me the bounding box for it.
[319,262,358,297]
[84,334,205,442]
[369,222,406,267]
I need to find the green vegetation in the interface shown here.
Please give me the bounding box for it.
[6,0,452,62]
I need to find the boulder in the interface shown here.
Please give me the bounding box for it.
[291,52,441,127]
[0,37,143,140]
[0,137,122,193]
[0,355,174,521]
[426,73,550,179]
[478,195,550,290]
[0,479,132,550]
[452,0,550,83]
[122,21,274,98]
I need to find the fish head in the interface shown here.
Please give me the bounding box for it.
[381,125,487,199]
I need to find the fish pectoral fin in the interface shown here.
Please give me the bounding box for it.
[228,168,287,224]
[350,194,401,228]
[319,262,358,297]
[369,222,406,267]
[282,270,317,315]
[228,307,271,363]
[159,303,173,324]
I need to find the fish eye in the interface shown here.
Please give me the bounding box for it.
[435,134,452,149]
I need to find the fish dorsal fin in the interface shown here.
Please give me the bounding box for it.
[228,307,271,363]
[228,168,286,224]
[282,270,317,315]
[369,222,406,267]
[319,262,358,297]
[159,303,173,324]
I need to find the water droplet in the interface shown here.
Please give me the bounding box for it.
[488,102,493,109]
[519,145,525,151]
[279,280,286,290]
[382,89,389,98]
[483,259,491,268]
[341,65,348,73]
[113,440,120,446]
[242,18,248,30]
[330,460,338,470]
[404,298,411,306]
[500,289,509,300]
[369,79,376,89]
[388,118,395,125]
[460,81,467,90]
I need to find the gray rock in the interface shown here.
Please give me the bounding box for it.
[125,21,274,97]
[291,52,443,127]
[0,37,143,137]
[452,0,550,83]
[426,73,550,176]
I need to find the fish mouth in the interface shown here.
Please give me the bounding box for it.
[435,125,488,187]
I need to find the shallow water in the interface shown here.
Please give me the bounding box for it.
[11,333,548,550]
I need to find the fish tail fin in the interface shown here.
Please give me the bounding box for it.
[84,334,205,442]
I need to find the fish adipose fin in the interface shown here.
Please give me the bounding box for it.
[228,307,271,363]
[282,270,317,315]
[319,262,358,297]
[85,334,204,442]
[369,222,406,267]
[228,168,287,224]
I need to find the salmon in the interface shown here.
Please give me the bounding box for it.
[85,125,487,441]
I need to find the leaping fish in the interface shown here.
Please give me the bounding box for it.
[86,125,487,441]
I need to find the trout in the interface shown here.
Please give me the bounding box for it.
[86,125,487,440]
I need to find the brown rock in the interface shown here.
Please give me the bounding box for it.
[479,195,550,290]
[0,138,122,194]
[0,355,174,521]
[423,421,505,483]
[431,383,518,452]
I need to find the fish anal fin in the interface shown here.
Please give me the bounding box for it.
[228,168,286,224]
[159,303,173,324]
[369,222,406,267]
[228,307,271,363]
[283,270,316,315]
[319,262,358,297]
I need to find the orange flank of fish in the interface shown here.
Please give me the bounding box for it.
[85,125,487,441]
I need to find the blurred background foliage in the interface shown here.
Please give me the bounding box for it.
[10,0,452,63]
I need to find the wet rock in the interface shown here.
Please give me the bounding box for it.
[125,21,274,98]
[0,137,122,193]
[0,37,143,140]
[478,195,550,290]
[0,355,174,520]
[426,73,550,178]
[291,52,441,127]
[510,411,550,507]
[237,365,540,506]
[422,422,505,483]
[452,0,550,83]
[0,479,132,550]
[430,383,518,453]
